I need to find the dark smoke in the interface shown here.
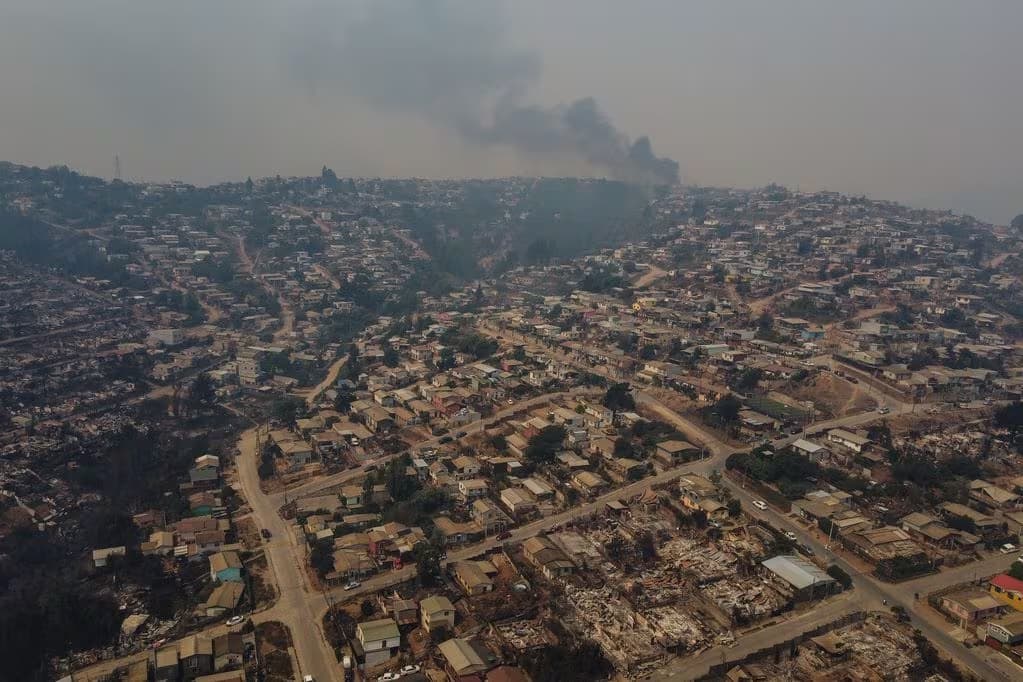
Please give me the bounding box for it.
[288,0,679,185]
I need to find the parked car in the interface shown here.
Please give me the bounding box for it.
[400,665,421,675]
[454,430,467,438]
[260,528,272,539]
[378,673,401,682]
[497,530,512,540]
[439,436,453,444]
[344,581,361,591]
[752,500,768,511]
[1000,543,1017,554]
[225,615,246,626]
[876,406,890,414]
[784,531,798,542]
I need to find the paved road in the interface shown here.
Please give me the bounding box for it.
[719,475,1019,681]
[235,427,341,682]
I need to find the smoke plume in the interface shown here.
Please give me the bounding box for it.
[288,0,679,184]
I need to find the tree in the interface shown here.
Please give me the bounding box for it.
[413,541,443,587]
[734,368,763,391]
[726,499,742,517]
[524,425,567,465]
[489,434,507,452]
[185,372,217,416]
[1012,214,1023,231]
[602,383,636,416]
[383,344,400,368]
[437,347,456,371]
[309,539,334,577]
[271,396,304,425]
[995,402,1023,436]
[712,393,742,423]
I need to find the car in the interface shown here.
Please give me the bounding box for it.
[225,615,246,626]
[344,581,361,591]
[876,406,890,414]
[1000,543,1017,554]
[400,665,421,675]
[454,430,467,438]
[260,528,272,539]
[752,500,767,511]
[303,676,316,682]
[497,530,512,540]
[801,544,816,556]
[784,531,798,542]
[378,674,401,682]
[438,436,453,444]
[507,398,515,404]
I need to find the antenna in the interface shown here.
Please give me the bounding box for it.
[114,155,122,181]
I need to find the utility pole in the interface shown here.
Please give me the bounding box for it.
[113,154,122,181]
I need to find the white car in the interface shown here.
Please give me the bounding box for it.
[752,500,768,511]
[225,615,246,626]
[784,531,798,542]
[378,674,402,682]
[343,581,361,591]
[303,676,315,682]
[1000,543,1017,554]
[401,665,421,675]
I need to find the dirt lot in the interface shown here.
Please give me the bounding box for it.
[247,553,277,609]
[781,373,876,418]
[235,516,261,550]
[256,621,295,682]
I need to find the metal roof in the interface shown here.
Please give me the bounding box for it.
[762,554,835,590]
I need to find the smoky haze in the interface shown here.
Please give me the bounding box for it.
[1,1,1022,222]
[288,1,679,184]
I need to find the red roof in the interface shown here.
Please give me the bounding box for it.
[990,573,1023,593]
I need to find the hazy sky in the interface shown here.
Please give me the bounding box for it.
[1,1,1021,223]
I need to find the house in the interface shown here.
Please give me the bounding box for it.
[356,618,401,668]
[523,477,555,500]
[826,428,870,454]
[450,560,495,596]
[522,535,575,579]
[179,635,214,680]
[458,479,489,501]
[761,555,837,602]
[339,485,364,508]
[572,471,607,497]
[987,612,1023,646]
[969,480,1019,510]
[678,474,719,513]
[500,487,537,517]
[93,546,127,568]
[420,595,456,633]
[437,637,493,678]
[938,588,1004,628]
[433,517,484,546]
[212,633,244,671]
[990,574,1023,612]
[654,440,700,468]
[392,598,418,627]
[472,498,510,534]
[195,673,245,682]
[154,646,181,682]
[790,438,829,463]
[209,551,243,583]
[451,455,481,480]
[205,582,245,617]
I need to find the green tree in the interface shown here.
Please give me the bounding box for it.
[603,383,636,416]
[712,394,742,423]
[525,425,567,465]
[185,372,217,416]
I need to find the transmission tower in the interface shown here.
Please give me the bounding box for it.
[114,155,122,181]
